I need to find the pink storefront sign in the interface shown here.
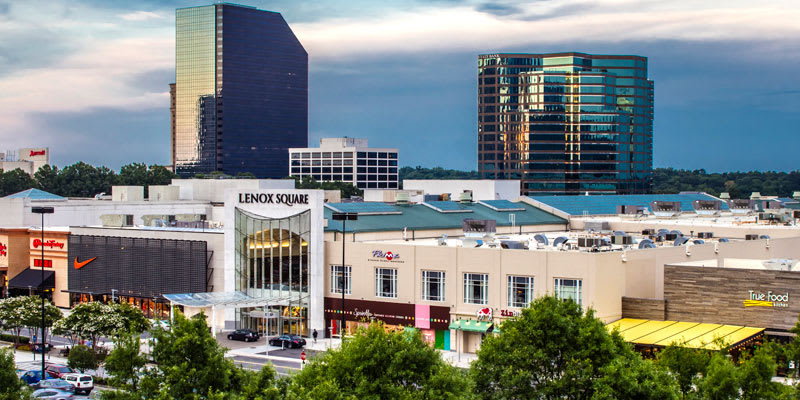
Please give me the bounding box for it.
[415,304,430,329]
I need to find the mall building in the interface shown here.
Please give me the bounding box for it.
[2,183,800,354]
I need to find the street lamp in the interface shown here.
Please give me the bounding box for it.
[331,212,357,340]
[31,206,54,380]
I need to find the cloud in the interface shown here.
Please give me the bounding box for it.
[119,11,164,21]
[475,2,524,16]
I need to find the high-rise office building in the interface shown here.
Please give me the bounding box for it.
[289,138,399,190]
[172,4,307,178]
[477,53,653,195]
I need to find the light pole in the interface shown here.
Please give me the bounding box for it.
[31,206,54,380]
[331,212,357,340]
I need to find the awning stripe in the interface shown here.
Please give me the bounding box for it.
[607,318,765,350]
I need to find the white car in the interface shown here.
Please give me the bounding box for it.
[61,373,93,395]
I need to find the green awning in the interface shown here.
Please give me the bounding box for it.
[449,319,492,333]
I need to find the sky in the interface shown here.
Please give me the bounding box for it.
[0,0,799,172]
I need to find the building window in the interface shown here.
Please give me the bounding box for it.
[464,273,488,305]
[554,278,582,306]
[375,268,397,298]
[507,275,534,308]
[330,265,351,294]
[422,271,445,302]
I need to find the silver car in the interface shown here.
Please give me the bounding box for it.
[31,389,75,400]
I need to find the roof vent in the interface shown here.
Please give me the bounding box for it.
[458,191,472,204]
[395,192,410,205]
[750,192,761,200]
[793,191,800,200]
[719,192,730,200]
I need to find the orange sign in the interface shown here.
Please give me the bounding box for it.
[74,257,97,270]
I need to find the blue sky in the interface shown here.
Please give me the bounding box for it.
[1,0,798,172]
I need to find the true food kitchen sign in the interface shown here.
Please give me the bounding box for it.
[744,290,790,308]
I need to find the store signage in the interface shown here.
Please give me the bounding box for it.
[0,242,6,256]
[370,250,402,262]
[476,307,493,321]
[33,259,52,268]
[744,290,789,308]
[353,308,373,319]
[238,193,309,206]
[74,257,97,270]
[500,309,521,317]
[29,150,46,156]
[32,239,64,249]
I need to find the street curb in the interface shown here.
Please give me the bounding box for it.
[226,350,302,364]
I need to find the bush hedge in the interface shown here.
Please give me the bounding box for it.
[0,334,29,344]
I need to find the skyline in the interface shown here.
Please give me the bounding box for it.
[0,0,799,172]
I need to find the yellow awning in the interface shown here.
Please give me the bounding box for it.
[607,318,765,350]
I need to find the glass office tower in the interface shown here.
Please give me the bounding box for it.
[477,53,653,195]
[174,4,308,178]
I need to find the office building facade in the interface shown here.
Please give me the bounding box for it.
[477,53,653,195]
[173,4,307,178]
[289,138,399,190]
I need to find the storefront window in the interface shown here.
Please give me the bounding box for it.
[422,270,445,302]
[330,265,351,294]
[464,273,488,305]
[375,268,397,298]
[508,275,534,308]
[554,278,582,306]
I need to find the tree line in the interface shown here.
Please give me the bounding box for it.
[0,163,177,198]
[5,295,800,399]
[653,168,800,198]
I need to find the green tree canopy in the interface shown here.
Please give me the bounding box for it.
[287,321,474,400]
[53,301,124,348]
[656,343,711,396]
[469,296,679,400]
[0,349,29,400]
[68,344,99,373]
[104,331,148,391]
[0,168,38,196]
[696,353,739,400]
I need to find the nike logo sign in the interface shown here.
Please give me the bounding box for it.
[74,257,97,269]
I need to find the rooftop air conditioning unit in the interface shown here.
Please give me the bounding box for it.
[697,232,714,239]
[395,192,410,205]
[745,234,759,240]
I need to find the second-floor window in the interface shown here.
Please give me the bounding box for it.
[422,270,445,302]
[375,268,398,298]
[330,265,351,294]
[464,273,488,305]
[508,275,534,308]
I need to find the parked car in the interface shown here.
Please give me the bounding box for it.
[227,329,260,342]
[44,365,75,379]
[62,373,94,395]
[36,379,75,393]
[31,389,74,399]
[20,370,56,385]
[269,334,306,348]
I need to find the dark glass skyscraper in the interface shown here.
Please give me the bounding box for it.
[477,53,653,195]
[173,4,308,178]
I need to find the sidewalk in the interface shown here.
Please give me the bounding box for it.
[439,350,478,369]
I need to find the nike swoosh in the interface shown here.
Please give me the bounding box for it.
[74,257,97,269]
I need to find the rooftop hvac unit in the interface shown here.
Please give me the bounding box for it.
[584,221,610,231]
[533,234,549,246]
[642,228,655,235]
[719,192,731,200]
[693,200,722,215]
[500,240,528,250]
[553,236,568,247]
[762,200,784,210]
[745,234,759,240]
[794,210,800,218]
[794,191,800,200]
[697,232,714,239]
[616,205,645,215]
[750,192,762,200]
[665,233,678,241]
[395,192,410,205]
[578,237,603,248]
[638,239,656,249]
[458,191,473,204]
[650,201,682,217]
[612,235,633,245]
[727,199,755,214]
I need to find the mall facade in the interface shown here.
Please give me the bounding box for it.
[2,183,800,354]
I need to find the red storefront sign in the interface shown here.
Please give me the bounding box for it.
[0,242,6,256]
[32,239,64,249]
[33,259,53,268]
[29,150,46,156]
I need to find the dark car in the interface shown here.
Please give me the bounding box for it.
[31,388,75,399]
[36,379,75,393]
[269,334,306,348]
[20,370,56,385]
[44,365,75,379]
[227,329,260,342]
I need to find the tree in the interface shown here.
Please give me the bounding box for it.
[0,296,30,345]
[104,331,147,391]
[235,365,283,400]
[110,301,150,335]
[137,311,240,399]
[0,348,29,400]
[34,164,61,194]
[0,168,37,196]
[656,343,710,397]
[737,343,792,400]
[592,355,680,400]
[148,165,178,186]
[469,296,663,400]
[52,302,123,349]
[696,353,739,400]
[68,344,99,373]
[20,296,62,344]
[287,321,474,399]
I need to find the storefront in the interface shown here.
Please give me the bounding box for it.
[1,229,69,306]
[67,234,208,316]
[323,297,452,349]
